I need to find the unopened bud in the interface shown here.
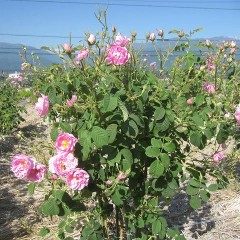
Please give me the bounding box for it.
[112,26,116,32]
[131,31,137,38]
[157,29,164,37]
[88,34,96,45]
[149,33,156,41]
[178,30,184,38]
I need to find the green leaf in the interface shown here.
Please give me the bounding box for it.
[41,198,60,216]
[159,117,170,132]
[208,184,218,192]
[160,153,170,168]
[121,148,133,162]
[192,115,204,126]
[129,114,144,128]
[145,146,160,158]
[190,132,202,147]
[91,126,109,148]
[106,124,118,144]
[154,107,165,120]
[119,101,128,121]
[195,95,204,106]
[204,128,213,140]
[199,190,210,202]
[103,95,118,112]
[189,179,201,187]
[121,120,139,138]
[152,219,162,234]
[216,124,229,144]
[60,122,71,133]
[28,182,36,195]
[50,127,59,141]
[149,160,164,178]
[38,227,50,237]
[56,81,68,93]
[151,138,163,148]
[65,226,74,233]
[190,195,201,209]
[111,190,123,206]
[163,142,176,153]
[186,185,199,195]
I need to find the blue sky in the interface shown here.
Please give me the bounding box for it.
[1,0,240,48]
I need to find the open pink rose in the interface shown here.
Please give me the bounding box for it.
[213,151,224,163]
[35,93,49,117]
[11,154,34,179]
[106,44,130,66]
[49,153,78,177]
[27,163,47,182]
[203,82,215,94]
[76,48,89,61]
[114,33,129,47]
[66,168,89,190]
[55,132,78,153]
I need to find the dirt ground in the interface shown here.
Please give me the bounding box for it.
[0,102,240,240]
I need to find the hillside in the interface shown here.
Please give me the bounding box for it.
[0,42,61,73]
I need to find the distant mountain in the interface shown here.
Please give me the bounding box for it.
[0,37,239,73]
[0,42,61,73]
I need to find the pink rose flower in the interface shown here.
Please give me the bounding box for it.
[203,82,215,94]
[117,172,126,180]
[27,163,47,182]
[66,99,74,107]
[230,48,236,55]
[18,76,23,82]
[49,153,78,176]
[71,95,77,101]
[11,154,34,179]
[187,98,194,105]
[114,33,129,47]
[76,48,89,61]
[35,93,49,117]
[66,168,89,190]
[106,44,130,66]
[206,59,215,71]
[63,43,71,53]
[235,105,240,124]
[55,132,78,153]
[213,151,224,163]
[88,34,96,45]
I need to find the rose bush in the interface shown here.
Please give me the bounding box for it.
[11,12,240,240]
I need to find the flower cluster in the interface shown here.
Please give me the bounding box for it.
[49,133,89,190]
[11,154,47,182]
[11,132,89,190]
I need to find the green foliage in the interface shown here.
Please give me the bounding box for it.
[20,10,240,240]
[0,81,25,135]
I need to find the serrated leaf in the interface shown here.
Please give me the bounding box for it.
[103,95,118,112]
[186,185,199,195]
[145,146,160,158]
[152,219,162,234]
[38,227,50,237]
[106,124,118,144]
[195,95,204,106]
[192,115,204,126]
[160,153,170,168]
[199,190,210,202]
[41,198,60,216]
[149,160,164,178]
[129,114,144,128]
[190,195,201,209]
[28,182,36,195]
[119,101,128,121]
[190,132,202,147]
[111,190,123,206]
[60,122,71,133]
[163,142,176,153]
[208,184,218,192]
[121,120,139,138]
[154,107,165,120]
[91,126,109,148]
[50,127,59,141]
[151,138,163,148]
[159,117,170,132]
